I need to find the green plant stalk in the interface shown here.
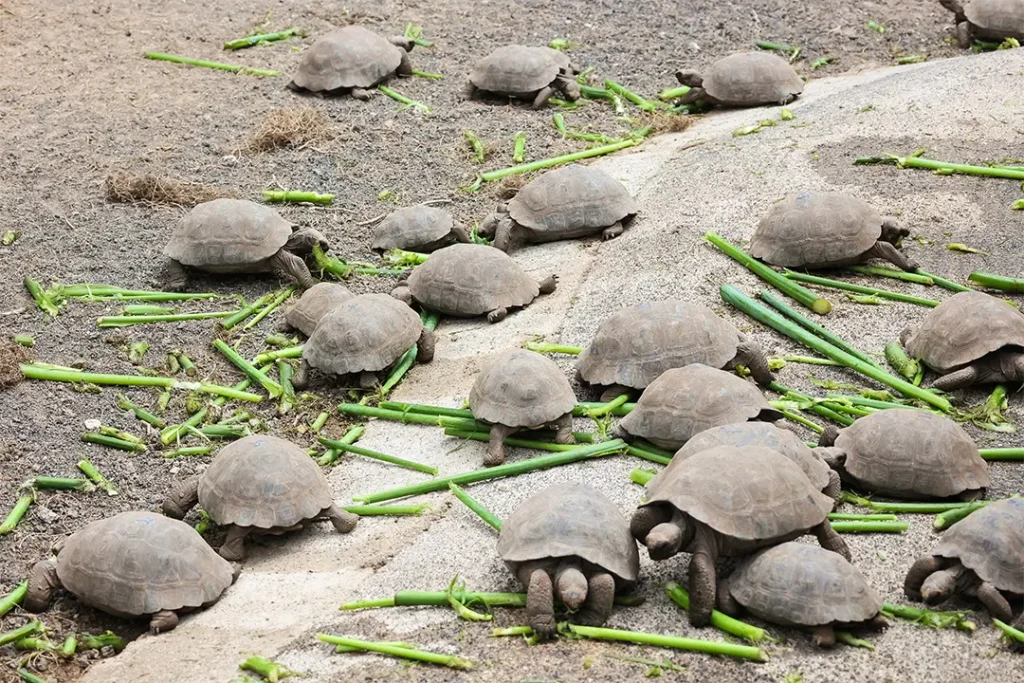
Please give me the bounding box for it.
[334,640,418,653]
[771,383,853,426]
[77,459,118,496]
[379,401,474,419]
[122,304,174,315]
[828,513,899,521]
[705,233,831,315]
[240,655,298,682]
[277,360,295,415]
[657,85,691,100]
[835,631,874,649]
[993,619,1024,644]
[664,582,770,644]
[32,477,92,493]
[61,635,77,656]
[13,335,35,347]
[0,621,42,646]
[979,448,1024,461]
[262,190,334,205]
[513,132,526,163]
[491,626,534,636]
[0,581,28,617]
[310,411,329,433]
[341,504,430,516]
[626,444,673,466]
[212,339,282,397]
[779,355,841,366]
[604,80,661,112]
[722,286,950,411]
[177,352,195,376]
[224,27,303,50]
[317,634,472,669]
[144,51,280,76]
[243,286,296,331]
[897,55,928,64]
[573,401,636,417]
[264,334,296,347]
[882,602,975,631]
[839,493,969,513]
[50,284,218,299]
[16,669,47,683]
[0,494,34,535]
[846,265,935,285]
[774,406,826,433]
[165,352,180,374]
[1,230,18,246]
[353,440,625,504]
[341,591,645,611]
[317,425,364,466]
[968,271,1024,292]
[445,429,581,453]
[630,468,657,486]
[855,153,1024,179]
[784,271,940,307]
[403,23,433,47]
[756,40,799,52]
[523,341,583,355]
[759,290,881,369]
[220,292,275,330]
[254,345,303,365]
[932,501,994,529]
[14,638,57,652]
[587,393,629,418]
[884,341,921,380]
[198,424,248,439]
[160,376,255,444]
[317,437,438,475]
[466,139,638,191]
[24,277,59,316]
[379,312,442,396]
[96,311,237,327]
[449,483,502,531]
[411,69,443,79]
[914,270,971,293]
[385,249,430,266]
[163,446,213,458]
[566,623,768,662]
[464,130,486,163]
[78,631,126,651]
[378,85,430,112]
[81,432,146,453]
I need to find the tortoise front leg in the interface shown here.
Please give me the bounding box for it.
[904,556,949,601]
[955,22,972,49]
[531,86,557,109]
[576,572,616,627]
[351,87,374,101]
[931,365,981,391]
[486,307,508,324]
[524,566,557,638]
[395,51,413,77]
[270,250,317,290]
[358,371,380,390]
[416,326,435,363]
[810,624,836,648]
[977,581,1014,622]
[601,221,624,241]
[484,423,516,467]
[868,240,918,271]
[292,359,312,389]
[812,520,851,561]
[149,610,180,634]
[687,531,719,627]
[23,558,61,613]
[165,259,190,292]
[462,81,479,101]
[958,488,985,502]
[552,413,574,444]
[162,476,201,519]
[218,525,249,562]
[822,469,842,505]
[324,504,359,534]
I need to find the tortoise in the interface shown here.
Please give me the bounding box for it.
[750,192,917,271]
[900,291,1024,390]
[816,409,990,501]
[391,243,557,323]
[719,543,888,648]
[291,293,434,390]
[22,511,236,634]
[940,0,1024,48]
[465,45,581,109]
[163,435,358,561]
[674,422,841,504]
[281,282,353,336]
[478,164,638,252]
[469,349,578,467]
[163,198,327,291]
[631,445,849,626]
[497,483,640,637]
[611,364,783,451]
[371,205,470,253]
[576,300,774,402]
[288,25,414,99]
[674,52,803,108]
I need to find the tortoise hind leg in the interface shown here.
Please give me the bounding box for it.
[576,572,615,627]
[531,86,557,109]
[956,22,971,49]
[395,51,413,77]
[351,87,374,101]
[552,413,574,444]
[325,504,359,534]
[23,559,61,613]
[218,525,249,562]
[931,365,980,391]
[812,520,852,561]
[976,581,1013,622]
[486,307,508,324]
[823,469,842,505]
[484,423,515,467]
[868,240,918,271]
[358,371,380,390]
[149,610,179,634]
[166,259,189,292]
[602,221,624,241]
[292,359,312,389]
[687,534,718,627]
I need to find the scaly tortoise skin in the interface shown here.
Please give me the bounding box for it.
[282,282,354,336]
[675,52,803,107]
[940,0,1024,48]
[162,435,358,561]
[498,483,639,638]
[23,511,236,634]
[163,198,327,291]
[631,445,849,627]
[612,364,783,451]
[288,25,414,100]
[465,45,581,109]
[750,192,917,271]
[469,349,578,467]
[901,291,1024,390]
[479,164,638,252]
[371,205,470,253]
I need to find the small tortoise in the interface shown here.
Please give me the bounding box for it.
[289,25,414,99]
[720,543,888,648]
[905,497,1023,623]
[478,164,638,252]
[163,198,327,291]
[674,422,841,504]
[900,291,1024,390]
[371,205,470,253]
[577,300,774,402]
[391,243,557,323]
[470,349,578,467]
[940,0,1024,48]
[817,409,990,500]
[23,511,236,634]
[612,364,783,451]
[750,192,917,271]
[675,52,803,107]
[632,445,849,626]
[163,435,358,561]
[282,282,353,336]
[292,293,434,390]
[465,45,581,109]
[498,483,639,637]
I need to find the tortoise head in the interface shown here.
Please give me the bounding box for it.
[920,567,959,604]
[477,204,510,238]
[675,70,703,88]
[285,227,329,255]
[646,509,694,561]
[555,563,588,610]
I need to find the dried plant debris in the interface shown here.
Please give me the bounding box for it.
[0,341,30,389]
[241,107,334,153]
[105,171,238,206]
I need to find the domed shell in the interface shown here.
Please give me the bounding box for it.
[730,542,882,626]
[903,291,1024,373]
[834,409,989,498]
[470,45,561,94]
[407,243,543,316]
[931,497,1024,593]
[965,0,1024,38]
[750,192,883,267]
[498,483,639,584]
[285,282,354,336]
[290,25,403,92]
[470,349,577,427]
[163,199,292,267]
[199,435,335,529]
[617,364,782,450]
[508,165,637,238]
[577,300,745,390]
[674,422,830,491]
[644,446,833,542]
[304,293,421,374]
[56,511,234,617]
[372,206,456,252]
[703,52,803,106]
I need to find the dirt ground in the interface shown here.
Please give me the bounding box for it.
[0,0,1009,681]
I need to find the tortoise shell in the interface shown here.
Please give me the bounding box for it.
[199,435,336,529]
[470,349,577,428]
[304,293,421,375]
[290,25,404,92]
[931,497,1024,593]
[702,52,803,106]
[508,165,637,239]
[903,291,1024,373]
[372,206,456,252]
[964,0,1024,39]
[470,45,561,94]
[163,199,292,267]
[498,483,640,584]
[284,282,354,336]
[57,511,234,617]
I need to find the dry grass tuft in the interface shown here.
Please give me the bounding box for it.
[241,107,335,153]
[491,173,529,200]
[104,171,238,207]
[0,342,30,389]
[644,111,695,134]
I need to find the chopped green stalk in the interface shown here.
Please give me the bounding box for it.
[630,468,657,486]
[97,425,144,444]
[513,131,526,163]
[855,152,1024,179]
[384,249,430,267]
[277,360,295,415]
[1014,198,1024,210]
[13,335,34,347]
[523,341,583,355]
[722,287,951,411]
[379,401,474,419]
[411,69,443,79]
[49,284,217,299]
[14,638,57,652]
[123,304,174,315]
[811,56,836,68]
[341,590,643,611]
[784,271,940,307]
[587,394,629,419]
[914,270,971,292]
[317,633,472,669]
[492,626,534,637]
[932,501,994,529]
[212,339,283,397]
[378,85,430,112]
[264,334,296,347]
[176,354,195,378]
[32,477,92,492]
[961,384,1015,433]
[705,233,831,315]
[657,86,691,100]
[979,448,1024,461]
[756,40,799,52]
[445,429,581,453]
[968,271,1024,292]
[163,446,213,458]
[310,411,329,433]
[0,493,35,535]
[604,80,661,112]
[666,582,771,643]
[835,631,874,649]
[224,27,303,50]
[882,603,975,631]
[947,242,986,254]
[1,230,19,245]
[774,406,825,433]
[867,20,886,33]
[626,444,673,466]
[566,623,768,662]
[16,669,47,683]
[61,635,77,656]
[445,577,493,621]
[826,394,931,413]
[199,424,249,439]
[993,619,1024,645]
[839,493,969,514]
[127,342,150,364]
[847,265,935,285]
[379,312,442,395]
[82,432,146,453]
[243,286,296,331]
[77,458,118,496]
[548,38,571,50]
[116,393,166,428]
[165,353,180,374]
[897,55,928,64]
[770,383,855,426]
[829,513,899,521]
[220,292,275,330]
[449,483,503,531]
[24,277,60,316]
[262,190,334,205]
[0,621,42,646]
[759,290,880,368]
[779,355,841,366]
[335,640,418,653]
[0,581,28,617]
[341,504,429,516]
[552,112,568,135]
[464,130,486,163]
[317,425,364,466]
[97,311,237,327]
[144,51,280,76]
[465,139,638,191]
[403,23,433,47]
[254,345,303,365]
[239,655,297,682]
[78,631,126,651]
[573,402,635,417]
[884,341,921,381]
[353,440,625,504]
[317,436,438,475]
